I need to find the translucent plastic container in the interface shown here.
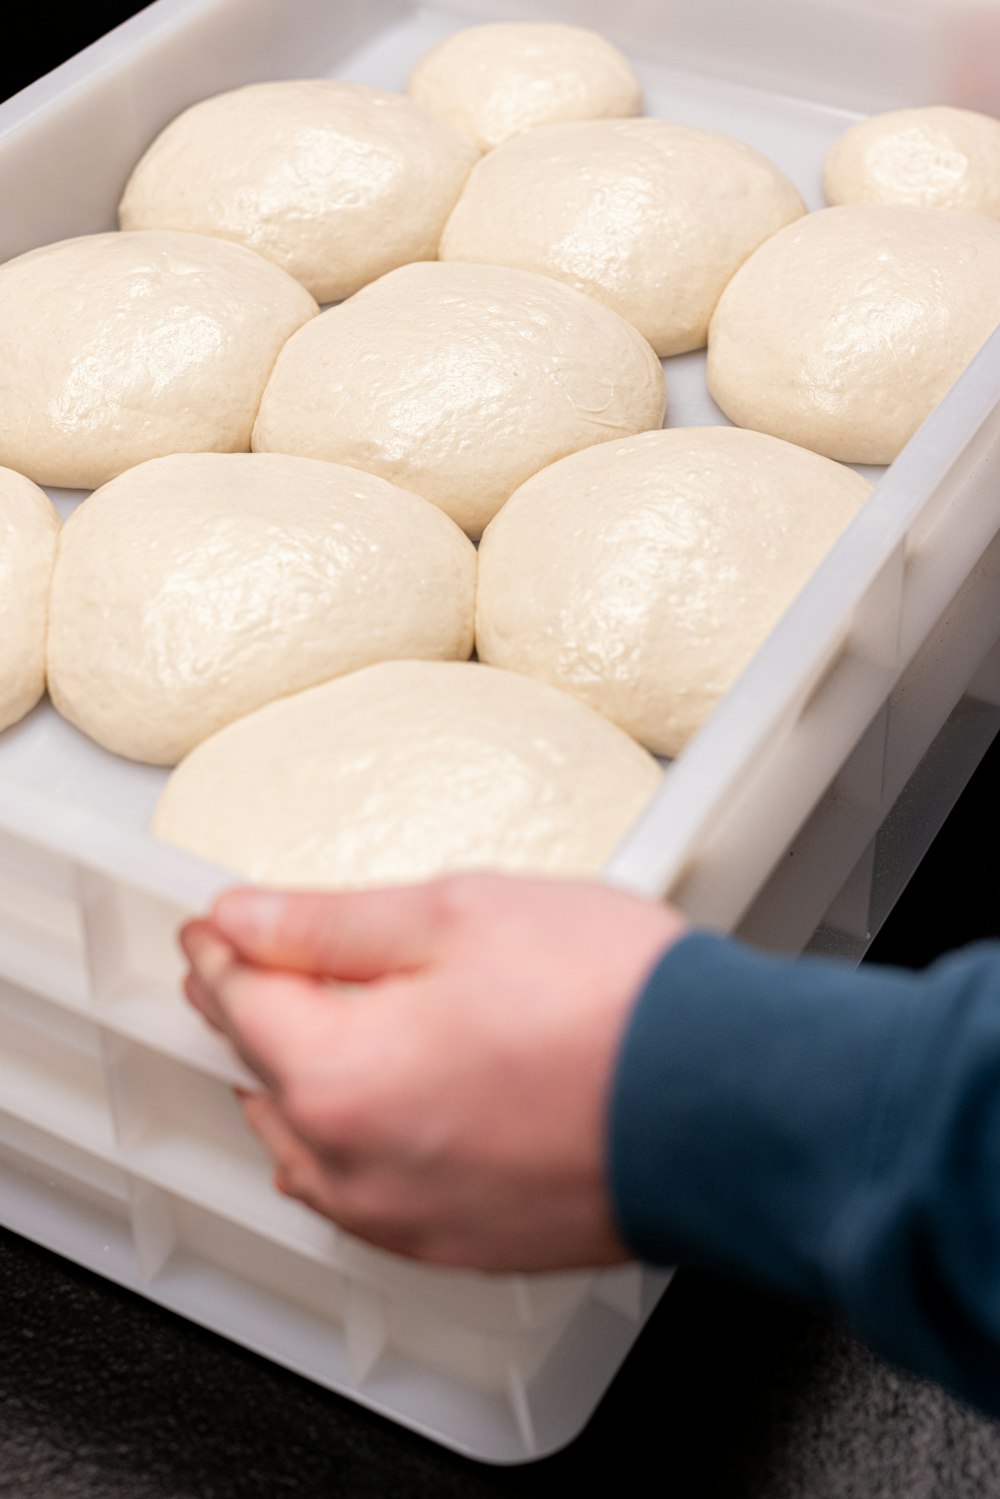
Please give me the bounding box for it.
[1,0,999,1464]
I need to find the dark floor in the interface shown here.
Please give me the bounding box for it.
[6,1227,999,1499]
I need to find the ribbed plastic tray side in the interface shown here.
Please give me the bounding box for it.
[606,332,1000,946]
[0,1122,670,1461]
[0,913,671,1463]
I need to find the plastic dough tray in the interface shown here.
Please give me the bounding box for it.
[2,0,1000,1466]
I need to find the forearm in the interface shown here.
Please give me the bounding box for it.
[609,933,1000,1413]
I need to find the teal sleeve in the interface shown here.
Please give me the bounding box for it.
[608,933,1000,1413]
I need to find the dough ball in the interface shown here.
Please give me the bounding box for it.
[407,23,642,152]
[0,232,317,491]
[477,428,870,757]
[152,661,662,886]
[47,453,475,765]
[252,261,665,539]
[824,106,1000,218]
[0,468,59,733]
[708,205,1000,465]
[439,120,805,356]
[118,81,477,303]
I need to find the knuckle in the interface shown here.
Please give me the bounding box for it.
[345,1221,425,1260]
[338,1189,418,1249]
[417,1238,475,1269]
[282,1083,372,1156]
[280,1158,311,1198]
[280,1082,328,1142]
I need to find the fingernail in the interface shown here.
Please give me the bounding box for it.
[213,889,285,946]
[178,920,208,958]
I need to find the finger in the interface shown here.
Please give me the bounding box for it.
[240,1092,346,1216]
[183,971,225,1033]
[181,919,233,1032]
[241,1102,440,1258]
[182,924,350,1091]
[179,917,216,968]
[210,882,450,981]
[240,1091,343,1176]
[180,919,239,983]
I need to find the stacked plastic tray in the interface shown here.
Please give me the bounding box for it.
[1,0,999,1462]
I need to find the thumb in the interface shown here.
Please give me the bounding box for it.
[210,883,447,981]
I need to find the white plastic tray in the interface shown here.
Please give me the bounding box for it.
[2,0,1000,1465]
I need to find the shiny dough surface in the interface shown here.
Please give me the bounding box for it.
[0,468,59,733]
[825,106,1000,218]
[152,661,662,887]
[708,205,1000,465]
[476,428,871,757]
[407,23,641,152]
[439,119,805,356]
[0,232,317,491]
[47,453,476,766]
[119,81,477,302]
[252,260,666,539]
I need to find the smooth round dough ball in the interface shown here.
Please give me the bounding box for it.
[253,261,665,539]
[825,106,1000,218]
[47,453,475,766]
[118,81,477,303]
[407,23,642,152]
[477,428,870,757]
[439,119,805,356]
[0,468,59,733]
[0,232,317,491]
[152,661,662,886]
[708,205,1000,465]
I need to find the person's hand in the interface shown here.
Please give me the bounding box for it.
[180,873,688,1272]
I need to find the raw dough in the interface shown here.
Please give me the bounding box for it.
[252,261,665,538]
[118,81,477,302]
[152,660,662,886]
[0,232,317,491]
[477,428,871,757]
[439,119,805,356]
[407,23,642,152]
[0,468,59,733]
[825,106,1000,218]
[708,205,1000,464]
[47,453,476,765]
